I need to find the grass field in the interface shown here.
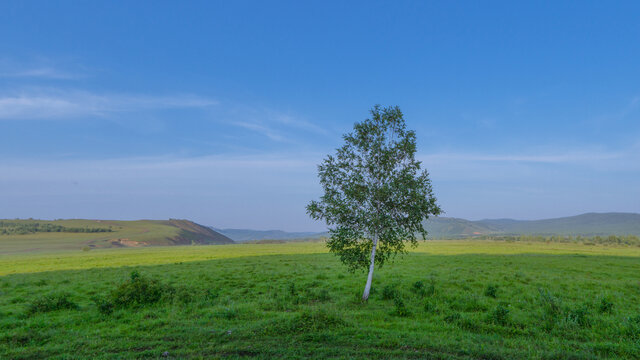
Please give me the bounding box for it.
[2,241,640,359]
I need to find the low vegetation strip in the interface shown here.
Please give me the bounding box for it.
[2,241,640,276]
[1,241,639,359]
[0,221,112,235]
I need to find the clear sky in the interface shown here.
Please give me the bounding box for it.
[1,1,639,231]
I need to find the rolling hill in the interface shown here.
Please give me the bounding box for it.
[210,212,640,242]
[211,228,325,242]
[0,219,233,253]
[424,212,640,238]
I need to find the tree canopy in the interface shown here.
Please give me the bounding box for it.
[307,105,441,300]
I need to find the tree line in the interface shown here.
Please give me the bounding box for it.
[465,234,640,246]
[0,222,113,235]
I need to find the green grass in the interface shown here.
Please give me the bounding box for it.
[1,241,640,359]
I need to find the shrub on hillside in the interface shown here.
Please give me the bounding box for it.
[263,309,347,335]
[27,293,78,315]
[110,271,170,307]
[382,284,399,300]
[484,284,498,298]
[539,288,562,329]
[94,271,173,314]
[598,297,614,314]
[392,294,411,317]
[565,305,591,328]
[487,303,510,325]
[424,299,440,314]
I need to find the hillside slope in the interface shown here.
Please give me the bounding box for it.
[423,217,499,238]
[474,212,640,235]
[425,212,640,238]
[212,228,324,242]
[0,219,233,253]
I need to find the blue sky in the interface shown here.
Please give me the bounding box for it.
[1,1,639,231]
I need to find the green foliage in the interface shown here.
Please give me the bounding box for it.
[109,271,172,308]
[0,221,112,235]
[392,294,411,317]
[484,284,498,298]
[423,299,440,314]
[411,280,427,297]
[565,305,591,328]
[598,297,614,314]
[539,288,562,329]
[92,296,115,315]
[26,293,78,315]
[488,303,510,325]
[287,281,297,296]
[307,105,441,272]
[624,315,640,339]
[474,234,640,246]
[444,312,462,323]
[265,309,347,335]
[381,284,399,300]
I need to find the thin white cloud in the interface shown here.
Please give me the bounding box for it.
[0,67,79,79]
[0,153,320,182]
[0,89,218,119]
[420,151,623,164]
[0,57,84,79]
[417,145,640,184]
[222,104,330,142]
[273,113,329,135]
[232,121,286,142]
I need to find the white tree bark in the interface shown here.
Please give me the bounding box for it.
[362,233,378,301]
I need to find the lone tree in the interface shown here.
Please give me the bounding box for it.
[307,105,441,301]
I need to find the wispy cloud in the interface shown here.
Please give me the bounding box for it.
[0,67,79,80]
[272,113,329,135]
[0,153,320,183]
[417,145,640,185]
[0,89,217,120]
[233,121,286,142]
[420,151,624,164]
[0,57,84,80]
[227,107,330,143]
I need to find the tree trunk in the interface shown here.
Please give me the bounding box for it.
[362,234,378,301]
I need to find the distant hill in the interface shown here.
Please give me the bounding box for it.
[162,219,234,245]
[424,212,640,238]
[423,217,499,238]
[209,212,640,242]
[0,219,233,253]
[211,228,325,242]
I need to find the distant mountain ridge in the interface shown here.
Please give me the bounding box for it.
[213,212,640,241]
[424,212,640,238]
[211,228,324,242]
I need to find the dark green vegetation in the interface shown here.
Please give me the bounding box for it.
[0,221,113,235]
[1,241,639,359]
[469,234,640,246]
[0,219,233,253]
[425,212,640,238]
